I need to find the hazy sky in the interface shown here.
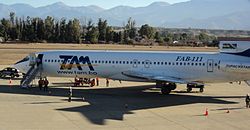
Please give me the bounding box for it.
[0,0,190,9]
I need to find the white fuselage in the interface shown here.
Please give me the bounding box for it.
[15,50,250,84]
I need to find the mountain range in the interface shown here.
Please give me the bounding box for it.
[0,0,250,30]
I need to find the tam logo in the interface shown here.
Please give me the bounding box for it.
[59,55,94,71]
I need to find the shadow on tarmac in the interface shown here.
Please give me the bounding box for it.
[0,84,241,125]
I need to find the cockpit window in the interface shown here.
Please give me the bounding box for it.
[15,56,29,64]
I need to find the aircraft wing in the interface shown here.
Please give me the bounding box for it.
[122,71,202,85]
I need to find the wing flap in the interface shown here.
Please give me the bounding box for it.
[122,71,202,85]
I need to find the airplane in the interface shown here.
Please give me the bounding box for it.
[14,39,250,94]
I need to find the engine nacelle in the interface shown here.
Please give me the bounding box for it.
[220,62,250,73]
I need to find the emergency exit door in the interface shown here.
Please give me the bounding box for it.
[207,59,214,72]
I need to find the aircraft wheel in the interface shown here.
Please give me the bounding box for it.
[161,87,171,95]
[187,84,193,92]
[200,88,204,93]
[169,83,177,90]
[187,87,192,92]
[199,85,204,93]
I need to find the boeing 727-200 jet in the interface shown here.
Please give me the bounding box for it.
[14,39,250,94]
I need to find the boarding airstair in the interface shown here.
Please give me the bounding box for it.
[20,53,43,88]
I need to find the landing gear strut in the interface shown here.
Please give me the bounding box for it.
[157,82,177,95]
[187,84,204,93]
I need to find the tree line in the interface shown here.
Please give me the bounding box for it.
[0,12,217,46]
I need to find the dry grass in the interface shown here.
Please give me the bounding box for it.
[0,43,218,65]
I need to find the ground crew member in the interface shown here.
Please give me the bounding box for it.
[90,79,95,87]
[44,78,49,92]
[96,77,99,86]
[38,78,44,90]
[106,78,109,87]
[68,86,72,102]
[246,94,250,108]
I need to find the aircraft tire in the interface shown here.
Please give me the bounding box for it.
[161,87,171,95]
[200,88,204,93]
[169,83,177,90]
[187,87,192,92]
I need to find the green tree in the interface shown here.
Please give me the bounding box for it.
[0,18,11,41]
[37,18,45,41]
[97,18,107,42]
[125,17,137,40]
[106,26,114,42]
[54,20,60,42]
[72,18,81,42]
[198,32,210,43]
[139,24,155,39]
[85,20,99,43]
[154,32,164,43]
[44,16,54,41]
[59,18,67,42]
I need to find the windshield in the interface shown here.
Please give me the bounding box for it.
[15,56,29,65]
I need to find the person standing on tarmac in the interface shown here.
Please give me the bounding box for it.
[246,94,250,108]
[106,78,109,87]
[68,86,72,102]
[44,78,49,92]
[38,78,44,90]
[96,77,99,86]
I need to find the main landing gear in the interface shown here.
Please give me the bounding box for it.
[157,82,177,95]
[187,84,204,93]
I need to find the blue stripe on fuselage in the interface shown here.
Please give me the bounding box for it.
[222,49,250,57]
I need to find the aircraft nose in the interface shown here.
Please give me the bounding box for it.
[13,63,22,72]
[13,61,28,73]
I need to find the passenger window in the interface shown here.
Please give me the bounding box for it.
[45,60,47,62]
[203,63,205,66]
[187,63,190,65]
[191,63,194,66]
[169,62,171,65]
[154,62,156,65]
[180,62,182,65]
[183,63,186,66]
[127,61,129,64]
[176,62,179,65]
[161,62,163,65]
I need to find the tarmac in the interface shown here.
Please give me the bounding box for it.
[1,69,250,130]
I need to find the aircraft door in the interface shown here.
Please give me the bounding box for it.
[37,54,44,66]
[207,59,214,72]
[29,53,36,66]
[133,59,138,68]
